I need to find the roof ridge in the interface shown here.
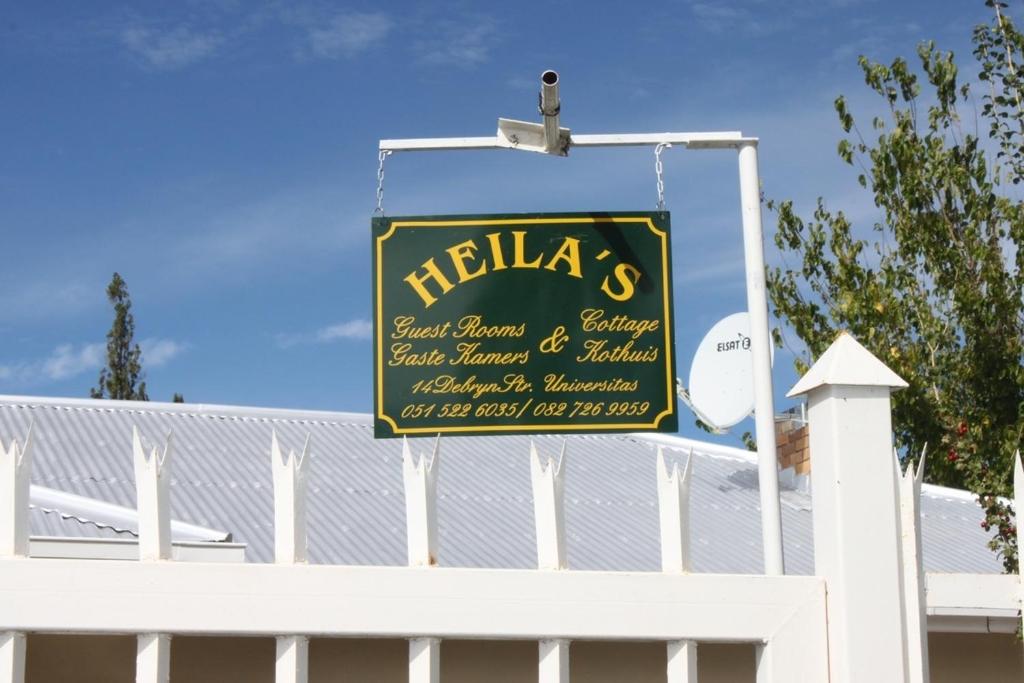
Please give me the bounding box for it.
[0,394,373,427]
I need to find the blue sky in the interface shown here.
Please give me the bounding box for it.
[0,0,986,445]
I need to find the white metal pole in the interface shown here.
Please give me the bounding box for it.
[737,142,785,576]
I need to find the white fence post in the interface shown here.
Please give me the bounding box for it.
[136,634,171,683]
[409,637,440,683]
[899,448,930,683]
[275,636,309,683]
[657,449,698,683]
[272,430,312,683]
[1,425,31,559]
[0,632,26,683]
[273,430,310,565]
[404,436,441,683]
[133,427,172,562]
[404,436,440,567]
[532,441,569,683]
[1,427,31,683]
[787,332,910,683]
[133,428,173,683]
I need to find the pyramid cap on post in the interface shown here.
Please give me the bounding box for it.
[786,331,908,398]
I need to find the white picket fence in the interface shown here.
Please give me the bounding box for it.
[0,334,1020,683]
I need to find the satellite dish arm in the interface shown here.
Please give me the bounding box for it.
[676,378,728,435]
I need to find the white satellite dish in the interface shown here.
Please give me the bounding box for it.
[687,312,773,430]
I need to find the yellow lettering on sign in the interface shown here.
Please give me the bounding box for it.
[600,263,642,302]
[543,237,582,278]
[512,231,543,268]
[445,240,487,283]
[485,232,508,271]
[399,229,648,308]
[404,258,454,308]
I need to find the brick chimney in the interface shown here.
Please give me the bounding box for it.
[776,412,810,474]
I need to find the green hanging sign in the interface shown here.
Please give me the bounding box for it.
[372,212,678,437]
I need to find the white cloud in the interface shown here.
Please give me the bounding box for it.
[0,337,186,387]
[414,16,496,67]
[41,343,106,381]
[140,338,189,367]
[305,12,392,59]
[121,25,222,69]
[276,319,372,348]
[316,319,372,342]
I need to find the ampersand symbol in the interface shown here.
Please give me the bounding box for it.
[539,325,569,353]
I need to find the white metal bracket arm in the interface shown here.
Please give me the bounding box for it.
[379,131,755,154]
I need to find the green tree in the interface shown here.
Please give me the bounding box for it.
[90,273,149,401]
[767,2,1024,571]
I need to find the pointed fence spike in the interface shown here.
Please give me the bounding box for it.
[133,426,172,562]
[657,448,692,574]
[271,429,283,464]
[657,447,671,482]
[272,431,309,565]
[1014,450,1023,490]
[556,438,568,474]
[892,446,907,481]
[531,441,567,571]
[297,434,312,471]
[403,438,439,567]
[16,420,34,469]
[1,424,33,558]
[915,443,928,482]
[429,433,441,469]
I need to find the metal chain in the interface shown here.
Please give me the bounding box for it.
[375,149,392,215]
[654,142,672,211]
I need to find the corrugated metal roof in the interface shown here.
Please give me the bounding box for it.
[28,506,134,540]
[0,395,1004,574]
